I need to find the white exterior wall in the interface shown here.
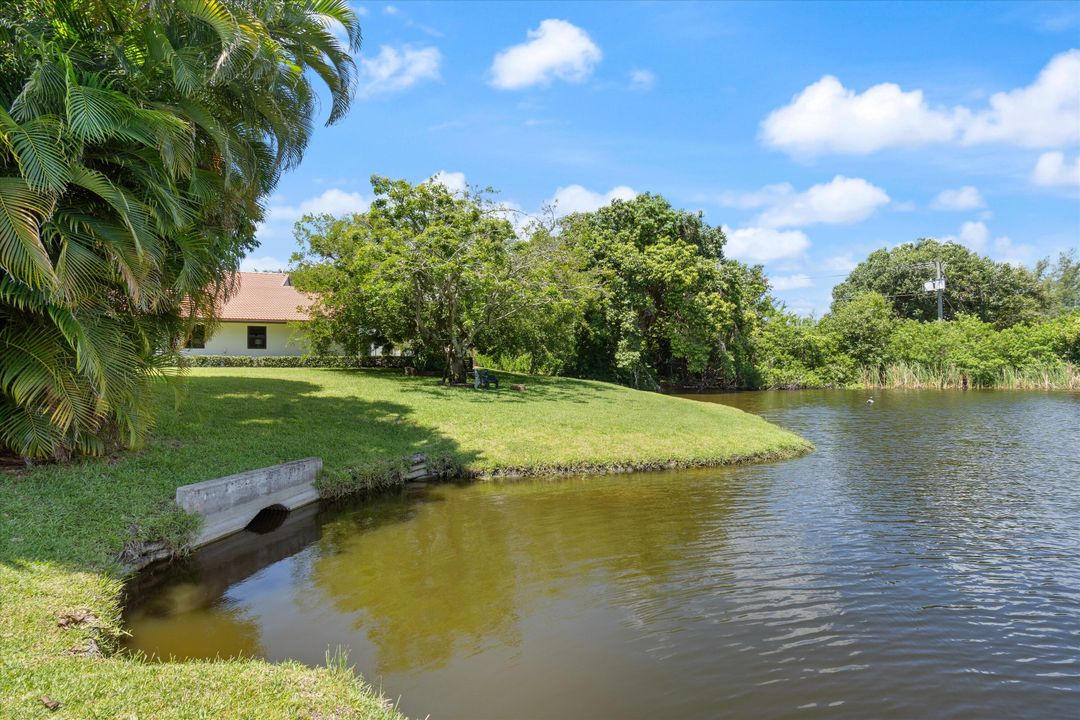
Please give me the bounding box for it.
[183,322,311,357]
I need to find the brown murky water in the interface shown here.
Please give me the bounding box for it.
[124,390,1080,719]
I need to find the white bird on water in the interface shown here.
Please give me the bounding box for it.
[866,396,875,405]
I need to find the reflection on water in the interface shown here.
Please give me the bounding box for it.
[124,390,1080,719]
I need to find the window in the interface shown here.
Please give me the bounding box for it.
[247,326,267,350]
[185,324,206,349]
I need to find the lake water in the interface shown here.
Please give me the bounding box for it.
[124,390,1080,719]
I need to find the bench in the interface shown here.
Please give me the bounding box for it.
[474,368,499,390]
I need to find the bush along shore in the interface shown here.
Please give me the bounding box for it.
[752,301,1079,391]
[0,368,811,719]
[856,362,1079,391]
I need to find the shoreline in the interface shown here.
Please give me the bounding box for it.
[1,368,809,719]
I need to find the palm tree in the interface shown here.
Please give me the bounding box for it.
[0,0,361,459]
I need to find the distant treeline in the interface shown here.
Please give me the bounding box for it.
[293,179,1079,392]
[753,300,1078,391]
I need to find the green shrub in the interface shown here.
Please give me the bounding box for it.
[752,307,1078,390]
[181,355,415,369]
[474,352,535,374]
[316,453,466,499]
[751,312,854,388]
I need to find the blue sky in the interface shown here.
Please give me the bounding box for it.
[248,0,1080,314]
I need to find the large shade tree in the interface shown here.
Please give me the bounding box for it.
[558,194,761,389]
[291,176,582,384]
[831,238,1048,328]
[0,0,361,459]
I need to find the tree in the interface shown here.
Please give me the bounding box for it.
[831,238,1047,328]
[750,308,852,389]
[475,223,594,375]
[822,291,896,376]
[558,194,735,389]
[0,0,361,459]
[291,177,579,384]
[1035,250,1080,317]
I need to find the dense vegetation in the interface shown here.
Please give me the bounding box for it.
[754,245,1078,389]
[754,295,1079,389]
[295,181,1078,392]
[832,239,1049,327]
[0,0,361,459]
[555,194,767,390]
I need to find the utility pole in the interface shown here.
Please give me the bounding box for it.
[920,261,946,321]
[935,260,944,322]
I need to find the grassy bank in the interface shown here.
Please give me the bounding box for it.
[0,368,810,718]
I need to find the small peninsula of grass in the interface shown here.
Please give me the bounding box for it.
[0,368,810,718]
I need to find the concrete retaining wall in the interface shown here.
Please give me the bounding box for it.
[175,457,322,548]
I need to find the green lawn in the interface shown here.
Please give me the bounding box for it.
[0,368,810,718]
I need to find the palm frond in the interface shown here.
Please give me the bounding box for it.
[0,176,57,288]
[0,108,70,192]
[63,70,135,141]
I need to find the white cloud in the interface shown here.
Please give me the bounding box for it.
[941,220,997,251]
[490,19,601,90]
[769,274,813,291]
[630,69,655,90]
[428,170,468,194]
[379,3,444,38]
[721,176,890,228]
[932,186,986,210]
[957,220,990,249]
[760,176,890,227]
[932,230,1036,267]
[761,49,1080,156]
[359,45,441,97]
[761,75,961,155]
[240,255,289,272]
[1032,151,1080,187]
[962,50,1080,147]
[992,236,1036,266]
[549,184,637,216]
[267,189,370,224]
[724,226,810,263]
[715,183,793,210]
[823,253,858,274]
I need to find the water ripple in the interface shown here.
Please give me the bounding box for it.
[125,390,1080,719]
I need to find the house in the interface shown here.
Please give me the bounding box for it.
[183,272,314,356]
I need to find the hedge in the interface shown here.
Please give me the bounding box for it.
[181,355,417,369]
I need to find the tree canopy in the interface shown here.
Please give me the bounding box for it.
[0,0,361,458]
[1035,250,1080,317]
[558,194,762,389]
[831,238,1048,328]
[291,176,582,384]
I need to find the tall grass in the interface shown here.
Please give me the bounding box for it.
[858,363,1078,390]
[996,364,1079,390]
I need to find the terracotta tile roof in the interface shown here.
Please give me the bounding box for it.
[214,272,314,322]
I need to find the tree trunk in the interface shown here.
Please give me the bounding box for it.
[448,352,466,385]
[445,334,470,384]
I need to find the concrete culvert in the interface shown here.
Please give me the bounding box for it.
[245,504,290,534]
[174,457,322,548]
